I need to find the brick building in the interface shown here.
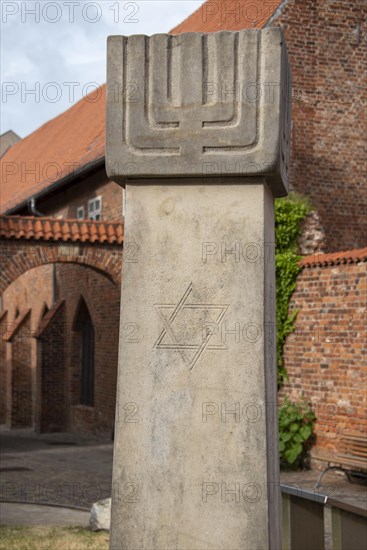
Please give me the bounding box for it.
[0,217,123,435]
[0,1,366,461]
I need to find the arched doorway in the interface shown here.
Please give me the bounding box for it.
[1,261,121,436]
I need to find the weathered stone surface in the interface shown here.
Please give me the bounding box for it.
[106,29,291,197]
[109,181,281,550]
[89,497,111,531]
[108,28,288,550]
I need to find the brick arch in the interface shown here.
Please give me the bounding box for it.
[0,244,122,295]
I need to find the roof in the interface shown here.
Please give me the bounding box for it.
[0,1,286,215]
[300,248,367,269]
[170,0,283,34]
[1,86,106,214]
[0,215,123,245]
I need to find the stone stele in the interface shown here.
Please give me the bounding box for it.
[107,29,291,550]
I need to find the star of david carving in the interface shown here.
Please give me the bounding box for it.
[154,284,229,370]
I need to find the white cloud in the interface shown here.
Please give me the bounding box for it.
[1,0,204,137]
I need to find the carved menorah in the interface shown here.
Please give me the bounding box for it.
[107,28,290,197]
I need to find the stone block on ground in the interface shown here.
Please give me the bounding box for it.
[89,497,111,531]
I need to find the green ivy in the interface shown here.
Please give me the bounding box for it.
[278,397,316,468]
[275,193,310,387]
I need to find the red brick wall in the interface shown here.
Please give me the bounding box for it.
[27,169,123,222]
[55,263,120,436]
[36,302,67,433]
[281,260,367,460]
[272,0,367,251]
[2,264,53,326]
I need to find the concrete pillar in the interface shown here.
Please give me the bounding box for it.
[107,29,291,550]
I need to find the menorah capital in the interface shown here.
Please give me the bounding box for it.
[106,28,291,197]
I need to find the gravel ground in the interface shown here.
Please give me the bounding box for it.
[1,425,366,539]
[0,427,113,509]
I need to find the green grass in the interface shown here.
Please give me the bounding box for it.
[0,526,109,550]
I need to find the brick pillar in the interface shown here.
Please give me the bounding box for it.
[34,300,66,433]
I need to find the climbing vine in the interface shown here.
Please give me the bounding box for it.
[275,193,310,387]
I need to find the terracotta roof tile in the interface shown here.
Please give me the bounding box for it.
[300,248,367,268]
[170,0,283,34]
[53,220,62,240]
[0,216,124,245]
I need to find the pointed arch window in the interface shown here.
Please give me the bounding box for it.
[74,300,95,406]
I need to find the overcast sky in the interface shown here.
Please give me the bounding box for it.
[1,1,204,138]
